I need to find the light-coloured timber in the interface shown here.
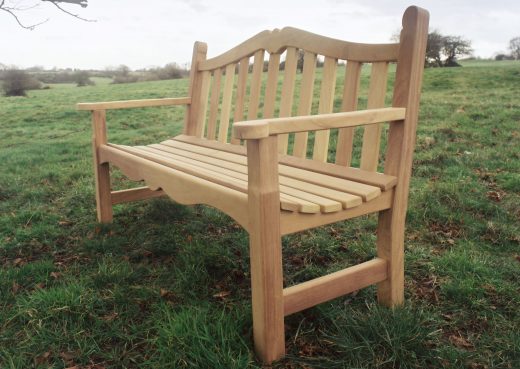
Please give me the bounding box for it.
[171,135,398,190]
[199,27,399,71]
[111,187,166,205]
[160,139,381,201]
[292,51,317,158]
[335,60,362,165]
[77,97,191,111]
[78,7,429,364]
[277,47,298,154]
[280,190,393,235]
[360,61,389,171]
[376,6,429,307]
[185,42,208,136]
[230,57,250,144]
[218,64,236,143]
[233,107,406,140]
[312,56,337,162]
[247,50,265,120]
[283,258,388,315]
[263,53,281,119]
[91,110,113,223]
[206,68,222,140]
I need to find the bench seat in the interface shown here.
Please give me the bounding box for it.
[99,134,396,233]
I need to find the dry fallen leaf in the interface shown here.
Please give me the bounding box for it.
[212,291,231,299]
[34,351,51,365]
[60,351,76,361]
[50,271,61,279]
[12,282,21,294]
[449,334,474,349]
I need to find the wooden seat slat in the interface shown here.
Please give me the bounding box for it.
[162,138,381,201]
[114,144,347,213]
[172,134,397,190]
[111,144,340,213]
[143,144,362,209]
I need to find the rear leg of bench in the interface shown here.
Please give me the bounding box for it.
[247,136,285,363]
[376,208,405,306]
[92,110,113,223]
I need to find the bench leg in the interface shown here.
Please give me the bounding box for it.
[248,223,285,363]
[93,160,113,223]
[376,208,405,306]
[92,110,113,223]
[247,136,285,363]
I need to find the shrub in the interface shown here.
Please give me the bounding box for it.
[73,71,95,87]
[1,69,41,96]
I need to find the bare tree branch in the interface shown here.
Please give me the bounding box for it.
[44,0,95,22]
[0,1,49,30]
[1,0,93,29]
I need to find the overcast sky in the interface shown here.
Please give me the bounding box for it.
[1,0,519,69]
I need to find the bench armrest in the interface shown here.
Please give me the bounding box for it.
[76,97,191,111]
[233,107,406,140]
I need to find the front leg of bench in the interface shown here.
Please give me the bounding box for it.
[246,135,285,363]
[91,110,113,223]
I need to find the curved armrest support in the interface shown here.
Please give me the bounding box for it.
[233,107,406,140]
[77,97,191,111]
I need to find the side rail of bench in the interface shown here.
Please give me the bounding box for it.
[76,97,191,222]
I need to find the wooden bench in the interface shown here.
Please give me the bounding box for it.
[77,6,429,363]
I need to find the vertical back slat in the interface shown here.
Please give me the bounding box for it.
[207,68,222,140]
[292,51,317,158]
[360,61,389,171]
[218,64,236,143]
[230,57,250,144]
[312,56,337,162]
[263,53,281,118]
[197,71,211,137]
[277,47,298,154]
[185,42,208,136]
[335,60,362,165]
[247,50,266,120]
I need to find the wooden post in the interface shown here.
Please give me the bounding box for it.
[246,136,285,363]
[377,6,429,306]
[185,41,208,137]
[91,109,113,223]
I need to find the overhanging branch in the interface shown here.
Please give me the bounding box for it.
[1,0,93,29]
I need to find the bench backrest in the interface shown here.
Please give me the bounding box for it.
[184,7,428,175]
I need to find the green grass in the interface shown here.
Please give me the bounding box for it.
[1,60,519,368]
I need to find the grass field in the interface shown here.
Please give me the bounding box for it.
[1,60,519,369]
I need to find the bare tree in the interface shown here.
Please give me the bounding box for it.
[0,0,92,30]
[425,31,444,67]
[509,37,520,60]
[393,29,472,67]
[442,36,473,66]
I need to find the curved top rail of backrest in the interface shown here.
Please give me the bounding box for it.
[198,27,400,71]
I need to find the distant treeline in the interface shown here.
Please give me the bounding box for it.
[0,63,189,85]
[0,63,190,96]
